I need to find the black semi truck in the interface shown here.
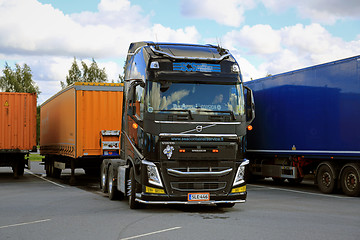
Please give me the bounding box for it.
[101,42,255,208]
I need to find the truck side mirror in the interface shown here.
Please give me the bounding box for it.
[244,86,255,123]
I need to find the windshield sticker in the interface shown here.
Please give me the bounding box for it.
[172,103,223,111]
[173,62,221,72]
[163,145,175,159]
[170,137,224,142]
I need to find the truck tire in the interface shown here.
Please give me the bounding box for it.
[108,166,119,200]
[100,162,108,193]
[128,167,142,209]
[340,163,360,197]
[317,163,336,194]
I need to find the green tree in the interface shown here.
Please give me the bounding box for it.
[0,63,40,95]
[61,57,107,88]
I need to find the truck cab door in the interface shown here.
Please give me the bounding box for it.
[244,86,255,124]
[126,81,145,156]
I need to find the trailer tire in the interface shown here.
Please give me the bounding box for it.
[317,163,336,194]
[100,162,108,193]
[340,163,360,197]
[128,167,142,209]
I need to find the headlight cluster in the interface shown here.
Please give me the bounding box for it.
[233,159,249,186]
[143,160,163,187]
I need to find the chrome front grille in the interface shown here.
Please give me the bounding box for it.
[170,182,227,192]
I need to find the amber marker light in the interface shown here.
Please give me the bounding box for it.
[132,123,138,129]
[212,149,219,153]
[247,125,253,131]
[179,149,185,153]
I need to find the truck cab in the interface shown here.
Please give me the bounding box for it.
[103,42,255,208]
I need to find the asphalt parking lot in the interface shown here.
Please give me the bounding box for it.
[0,161,359,240]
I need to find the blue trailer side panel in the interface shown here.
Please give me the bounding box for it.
[244,56,360,158]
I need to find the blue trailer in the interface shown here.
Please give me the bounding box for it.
[244,55,360,196]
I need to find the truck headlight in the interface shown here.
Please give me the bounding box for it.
[143,160,163,187]
[233,159,249,186]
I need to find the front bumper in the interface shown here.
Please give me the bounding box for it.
[135,189,247,205]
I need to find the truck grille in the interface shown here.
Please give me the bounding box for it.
[170,182,227,192]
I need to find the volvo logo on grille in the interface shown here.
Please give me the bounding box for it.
[195,125,203,132]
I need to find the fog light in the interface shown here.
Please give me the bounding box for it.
[231,186,246,193]
[145,186,165,194]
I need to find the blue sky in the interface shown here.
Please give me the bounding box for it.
[0,0,359,104]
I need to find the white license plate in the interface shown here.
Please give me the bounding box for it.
[188,192,210,201]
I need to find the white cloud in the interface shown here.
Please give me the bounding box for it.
[224,25,282,55]
[181,0,256,27]
[223,23,360,79]
[0,0,203,103]
[0,0,201,58]
[262,0,360,24]
[151,24,201,43]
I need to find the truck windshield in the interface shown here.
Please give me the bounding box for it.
[147,81,245,115]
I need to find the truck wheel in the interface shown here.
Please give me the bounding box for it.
[108,166,119,200]
[317,163,336,194]
[100,163,108,193]
[340,164,360,197]
[128,167,142,209]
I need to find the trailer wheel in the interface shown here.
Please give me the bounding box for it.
[317,163,336,194]
[128,167,142,209]
[108,166,119,200]
[100,162,108,193]
[340,164,360,197]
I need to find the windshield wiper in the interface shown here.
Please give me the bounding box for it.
[154,109,193,120]
[196,110,236,120]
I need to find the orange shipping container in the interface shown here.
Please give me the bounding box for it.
[0,92,37,151]
[40,82,123,159]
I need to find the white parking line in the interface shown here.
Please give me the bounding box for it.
[0,219,51,229]
[249,184,349,199]
[120,226,182,240]
[25,170,66,188]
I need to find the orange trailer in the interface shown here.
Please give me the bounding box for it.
[40,82,123,183]
[0,92,37,177]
